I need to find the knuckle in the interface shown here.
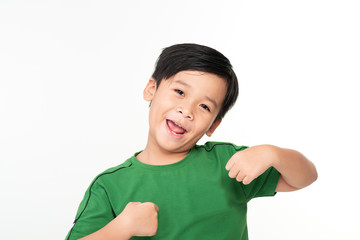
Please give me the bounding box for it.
[244,176,253,185]
[150,229,158,236]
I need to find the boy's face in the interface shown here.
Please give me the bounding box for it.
[143,70,227,154]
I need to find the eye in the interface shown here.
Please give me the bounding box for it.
[200,104,211,112]
[175,89,184,96]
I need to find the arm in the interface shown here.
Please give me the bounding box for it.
[271,146,317,192]
[77,202,159,240]
[78,215,132,240]
[225,145,317,192]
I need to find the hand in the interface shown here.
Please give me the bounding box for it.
[116,202,159,237]
[77,202,159,240]
[225,145,275,185]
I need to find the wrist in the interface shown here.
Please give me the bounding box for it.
[114,213,135,239]
[259,144,281,168]
[103,214,133,240]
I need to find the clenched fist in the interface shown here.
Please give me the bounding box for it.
[225,145,274,185]
[118,202,159,237]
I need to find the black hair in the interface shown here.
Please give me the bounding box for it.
[152,43,239,122]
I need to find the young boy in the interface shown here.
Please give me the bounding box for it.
[66,43,317,240]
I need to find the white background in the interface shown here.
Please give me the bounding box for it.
[1,0,359,239]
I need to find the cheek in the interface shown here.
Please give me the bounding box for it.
[148,96,173,119]
[196,116,215,131]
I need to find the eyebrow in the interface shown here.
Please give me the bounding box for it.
[175,80,191,88]
[175,80,218,108]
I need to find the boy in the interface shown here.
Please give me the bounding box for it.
[66,43,317,240]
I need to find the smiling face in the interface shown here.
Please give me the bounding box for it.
[143,70,227,155]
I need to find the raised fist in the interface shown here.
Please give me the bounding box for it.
[118,202,159,237]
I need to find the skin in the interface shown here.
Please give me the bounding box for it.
[137,70,227,165]
[79,202,159,240]
[226,144,318,192]
[79,70,318,239]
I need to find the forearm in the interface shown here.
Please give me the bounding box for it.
[270,145,317,189]
[78,216,132,240]
[78,201,159,240]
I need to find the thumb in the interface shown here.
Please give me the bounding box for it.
[145,202,159,212]
[153,203,159,212]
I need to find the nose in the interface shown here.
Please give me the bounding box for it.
[177,106,193,120]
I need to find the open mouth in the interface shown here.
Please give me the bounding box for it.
[166,119,187,136]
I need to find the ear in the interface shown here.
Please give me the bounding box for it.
[143,78,157,101]
[206,119,222,137]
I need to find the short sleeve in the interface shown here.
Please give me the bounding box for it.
[225,143,281,202]
[203,142,281,203]
[66,181,115,240]
[242,166,280,202]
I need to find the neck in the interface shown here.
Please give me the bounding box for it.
[137,141,189,166]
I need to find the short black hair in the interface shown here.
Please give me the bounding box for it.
[152,43,238,122]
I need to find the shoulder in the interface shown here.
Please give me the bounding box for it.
[194,141,248,153]
[89,157,135,187]
[191,141,248,163]
[100,158,134,175]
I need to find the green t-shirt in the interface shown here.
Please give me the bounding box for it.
[66,142,280,240]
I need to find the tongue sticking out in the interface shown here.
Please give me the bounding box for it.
[167,120,186,134]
